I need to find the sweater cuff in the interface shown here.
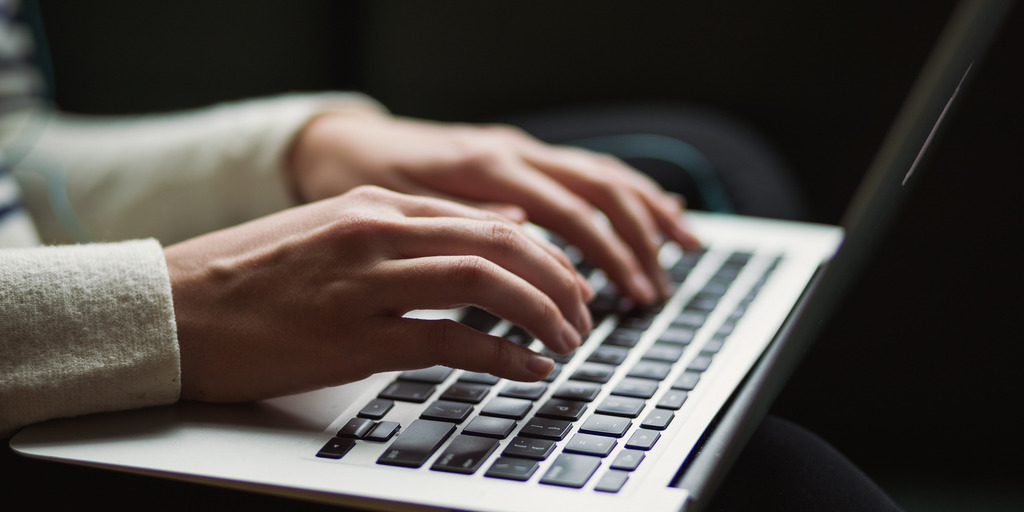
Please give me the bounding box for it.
[0,239,179,437]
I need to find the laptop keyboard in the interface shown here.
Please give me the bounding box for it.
[317,247,780,493]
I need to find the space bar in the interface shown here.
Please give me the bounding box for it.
[377,419,456,468]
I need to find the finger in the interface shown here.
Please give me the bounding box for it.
[352,187,592,303]
[529,146,703,251]
[372,255,584,354]
[479,162,660,304]
[376,177,531,224]
[378,318,555,382]
[391,217,592,333]
[352,185,520,225]
[599,159,703,251]
[526,154,670,297]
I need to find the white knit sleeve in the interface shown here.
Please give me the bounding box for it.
[14,92,386,245]
[0,239,178,438]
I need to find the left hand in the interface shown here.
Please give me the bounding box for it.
[287,114,701,304]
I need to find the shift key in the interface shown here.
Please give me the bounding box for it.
[377,419,456,468]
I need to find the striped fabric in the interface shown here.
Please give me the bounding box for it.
[0,0,41,247]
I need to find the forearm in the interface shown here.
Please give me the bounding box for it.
[14,93,385,245]
[0,240,179,438]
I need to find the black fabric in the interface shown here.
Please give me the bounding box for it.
[707,416,903,512]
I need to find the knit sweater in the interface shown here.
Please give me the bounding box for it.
[0,92,384,437]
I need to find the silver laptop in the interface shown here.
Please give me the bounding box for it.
[10,1,1012,510]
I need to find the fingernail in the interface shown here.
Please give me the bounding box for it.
[561,319,582,353]
[577,272,595,301]
[526,353,555,378]
[576,301,593,333]
[633,274,658,304]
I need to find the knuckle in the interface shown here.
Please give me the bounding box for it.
[487,221,521,250]
[449,255,495,285]
[454,145,504,173]
[482,123,529,140]
[323,212,402,249]
[346,184,389,200]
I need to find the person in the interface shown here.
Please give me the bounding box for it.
[1,2,904,510]
[1,0,701,436]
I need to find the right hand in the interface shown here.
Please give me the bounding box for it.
[164,186,593,403]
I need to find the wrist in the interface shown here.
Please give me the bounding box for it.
[286,111,385,203]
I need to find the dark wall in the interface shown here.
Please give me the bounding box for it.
[37,0,1024,493]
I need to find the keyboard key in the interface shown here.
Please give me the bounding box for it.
[316,437,355,459]
[686,294,719,313]
[713,266,742,281]
[480,397,533,419]
[716,322,736,336]
[625,429,661,451]
[535,398,588,421]
[458,372,501,385]
[596,396,646,418]
[627,360,672,381]
[502,436,556,461]
[485,457,539,481]
[377,419,456,468]
[658,326,695,346]
[618,306,660,330]
[358,398,394,420]
[571,362,616,383]
[519,417,573,441]
[498,381,548,401]
[728,304,748,321]
[687,354,714,373]
[587,288,622,324]
[504,325,533,346]
[611,378,660,399]
[643,343,685,363]
[726,251,753,266]
[594,470,630,493]
[365,420,401,442]
[564,433,617,457]
[672,371,701,391]
[641,409,674,430]
[420,400,474,423]
[579,414,632,438]
[701,279,730,296]
[673,310,707,329]
[542,363,563,383]
[460,307,501,333]
[439,382,491,404]
[337,417,375,439]
[431,435,500,474]
[657,390,688,410]
[540,453,601,488]
[587,345,629,365]
[702,335,726,354]
[399,366,453,383]
[379,380,436,403]
[610,449,646,471]
[541,348,574,364]
[462,416,517,439]
[552,381,602,402]
[602,329,643,348]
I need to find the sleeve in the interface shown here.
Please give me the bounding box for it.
[14,92,386,245]
[0,239,178,438]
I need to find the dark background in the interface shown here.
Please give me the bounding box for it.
[15,1,1024,509]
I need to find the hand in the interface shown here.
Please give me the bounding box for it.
[288,115,701,304]
[165,186,592,402]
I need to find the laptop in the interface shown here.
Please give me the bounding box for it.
[10,1,1013,510]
